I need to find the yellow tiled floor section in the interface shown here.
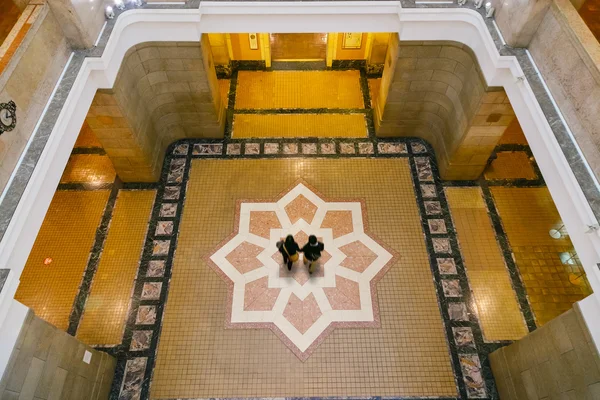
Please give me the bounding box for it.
[60,154,116,184]
[491,187,593,326]
[497,119,528,145]
[74,120,103,148]
[235,71,364,109]
[152,159,455,399]
[232,114,367,138]
[484,152,536,180]
[15,191,110,330]
[77,190,155,346]
[219,79,230,110]
[446,188,528,341]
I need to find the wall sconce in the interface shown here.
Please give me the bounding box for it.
[114,0,125,10]
[474,0,484,8]
[560,252,578,265]
[485,2,495,17]
[105,5,115,19]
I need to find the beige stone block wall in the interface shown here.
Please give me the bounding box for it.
[444,92,516,180]
[375,37,513,180]
[490,302,600,399]
[86,37,225,182]
[528,0,600,179]
[87,91,160,182]
[0,7,71,191]
[0,309,116,399]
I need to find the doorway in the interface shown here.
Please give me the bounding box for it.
[269,33,328,61]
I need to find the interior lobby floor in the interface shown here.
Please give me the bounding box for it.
[11,65,593,399]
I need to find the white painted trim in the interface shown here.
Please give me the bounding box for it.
[0,1,599,363]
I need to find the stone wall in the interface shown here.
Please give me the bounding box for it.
[490,302,600,399]
[0,6,71,191]
[375,37,515,180]
[528,0,600,179]
[46,0,106,49]
[86,37,225,181]
[0,310,116,399]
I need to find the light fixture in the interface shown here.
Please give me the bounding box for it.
[131,0,144,7]
[474,0,484,8]
[43,257,53,265]
[485,2,495,17]
[457,0,467,5]
[114,0,125,10]
[560,252,578,265]
[105,5,115,19]
[549,224,565,239]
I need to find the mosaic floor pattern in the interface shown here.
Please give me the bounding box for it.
[208,182,395,359]
[151,157,456,399]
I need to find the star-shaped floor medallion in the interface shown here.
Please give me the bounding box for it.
[208,182,397,360]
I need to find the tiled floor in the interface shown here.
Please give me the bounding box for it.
[208,182,395,359]
[15,191,110,330]
[580,0,600,42]
[60,154,117,184]
[152,158,455,399]
[484,151,536,180]
[235,71,364,109]
[74,121,103,148]
[491,187,593,326]
[77,190,155,346]
[232,114,367,138]
[0,0,21,46]
[446,187,528,341]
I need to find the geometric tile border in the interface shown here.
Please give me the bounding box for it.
[100,65,537,400]
[105,135,521,400]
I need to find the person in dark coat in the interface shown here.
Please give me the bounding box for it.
[301,235,325,274]
[276,234,300,271]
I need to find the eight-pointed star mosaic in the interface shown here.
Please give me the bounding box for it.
[209,181,397,360]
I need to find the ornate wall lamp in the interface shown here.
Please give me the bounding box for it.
[0,101,17,134]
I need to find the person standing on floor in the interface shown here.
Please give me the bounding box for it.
[301,235,325,275]
[276,234,300,271]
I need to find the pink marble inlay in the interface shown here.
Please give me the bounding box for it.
[321,210,354,238]
[225,241,264,274]
[324,276,361,310]
[208,180,398,361]
[244,277,281,311]
[283,293,322,334]
[249,211,281,239]
[339,241,377,273]
[285,195,318,224]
